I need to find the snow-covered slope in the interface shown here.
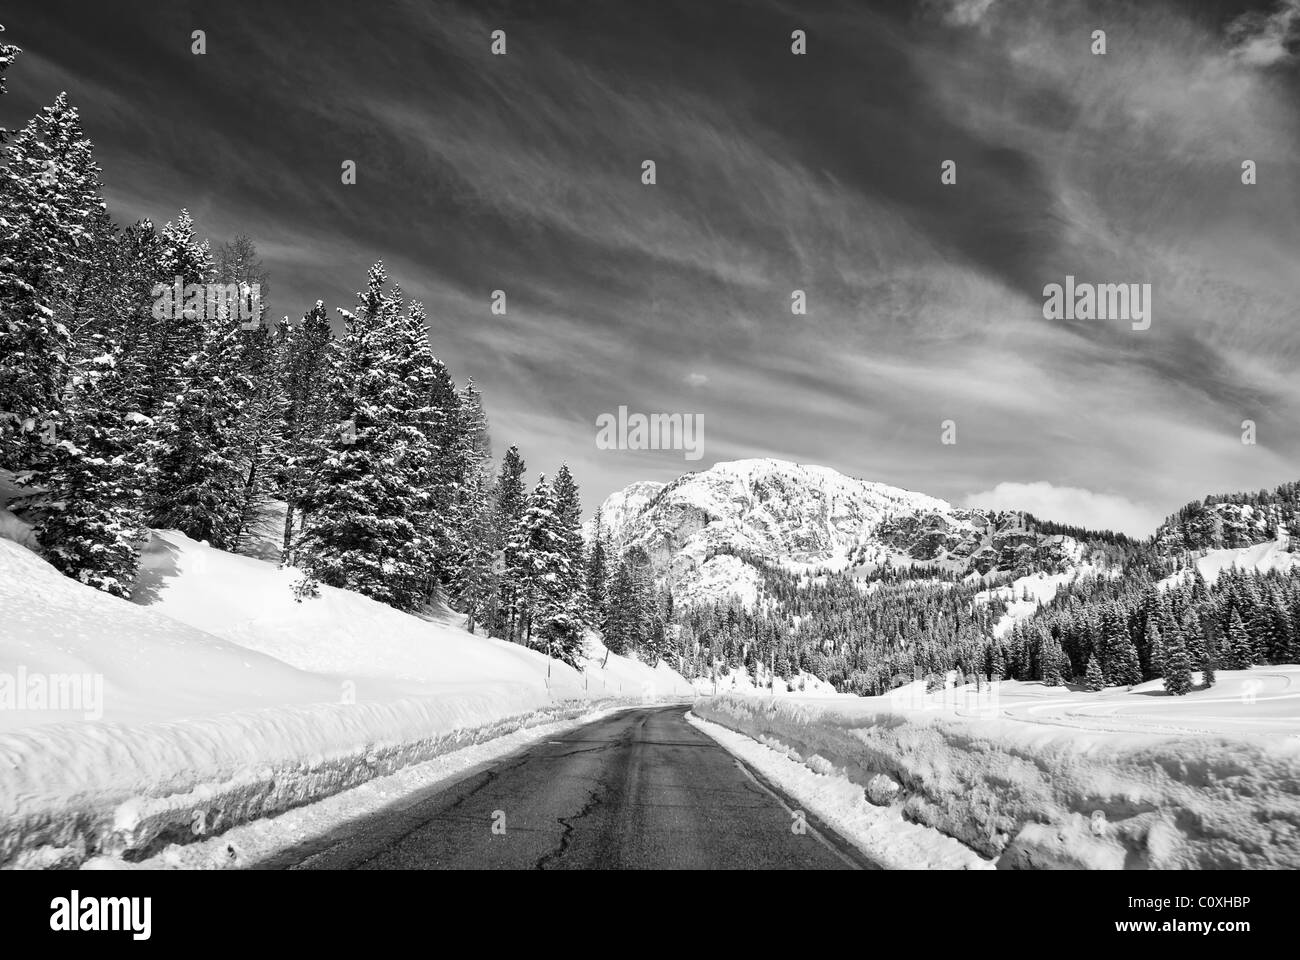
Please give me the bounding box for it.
[0,529,691,868]
[588,479,665,542]
[1182,539,1300,585]
[0,537,339,730]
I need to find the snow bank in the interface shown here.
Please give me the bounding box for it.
[686,711,992,870]
[0,530,691,868]
[692,686,1300,869]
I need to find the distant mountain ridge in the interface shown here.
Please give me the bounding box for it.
[592,459,1131,606]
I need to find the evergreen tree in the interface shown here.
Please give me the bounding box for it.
[551,463,585,574]
[1108,613,1143,686]
[603,557,638,656]
[276,301,336,563]
[140,210,213,415]
[0,38,19,115]
[491,445,527,640]
[442,378,494,615]
[1042,639,1064,686]
[1202,624,1217,688]
[1180,611,1207,675]
[449,463,496,633]
[1144,617,1164,680]
[1224,608,1254,670]
[584,510,610,626]
[509,474,576,657]
[31,347,147,597]
[990,641,1007,681]
[0,94,105,469]
[149,309,252,548]
[294,264,434,611]
[1162,629,1193,696]
[1083,654,1105,692]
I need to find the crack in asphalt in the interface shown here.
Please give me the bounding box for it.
[530,720,640,869]
[532,782,606,870]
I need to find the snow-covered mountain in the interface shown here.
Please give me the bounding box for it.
[593,458,1099,606]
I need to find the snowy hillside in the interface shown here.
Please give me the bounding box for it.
[1159,539,1300,590]
[0,528,691,868]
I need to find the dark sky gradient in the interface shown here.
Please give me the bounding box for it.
[3,0,1298,533]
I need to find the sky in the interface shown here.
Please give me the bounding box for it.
[2,0,1298,535]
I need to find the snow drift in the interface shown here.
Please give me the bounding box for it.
[693,678,1300,869]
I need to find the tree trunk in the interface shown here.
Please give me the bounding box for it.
[281,501,295,566]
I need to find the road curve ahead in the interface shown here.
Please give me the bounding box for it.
[271,704,876,870]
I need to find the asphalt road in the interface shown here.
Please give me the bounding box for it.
[266,704,876,870]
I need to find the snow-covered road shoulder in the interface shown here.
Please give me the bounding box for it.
[684,710,993,870]
[692,691,1300,869]
[82,705,646,870]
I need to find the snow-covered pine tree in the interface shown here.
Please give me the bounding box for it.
[549,462,587,624]
[1202,623,1217,689]
[450,462,496,633]
[1083,653,1105,692]
[214,236,284,553]
[1144,617,1164,680]
[295,265,434,611]
[491,445,527,640]
[515,474,576,650]
[149,318,252,547]
[1181,607,1206,667]
[443,380,496,631]
[627,547,657,662]
[1162,629,1193,696]
[139,211,213,417]
[147,219,260,550]
[276,301,336,564]
[602,557,637,656]
[1268,595,1294,664]
[551,464,585,569]
[0,37,19,113]
[584,509,610,626]
[0,93,105,470]
[1042,637,1064,686]
[1104,606,1142,686]
[28,211,153,597]
[1224,608,1253,670]
[990,640,1007,681]
[415,313,465,589]
[1180,610,1207,677]
[31,346,147,597]
[382,297,441,599]
[1159,599,1185,673]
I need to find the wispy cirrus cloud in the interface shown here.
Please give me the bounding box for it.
[1,0,1295,520]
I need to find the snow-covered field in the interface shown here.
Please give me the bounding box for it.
[693,672,1300,869]
[0,525,691,869]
